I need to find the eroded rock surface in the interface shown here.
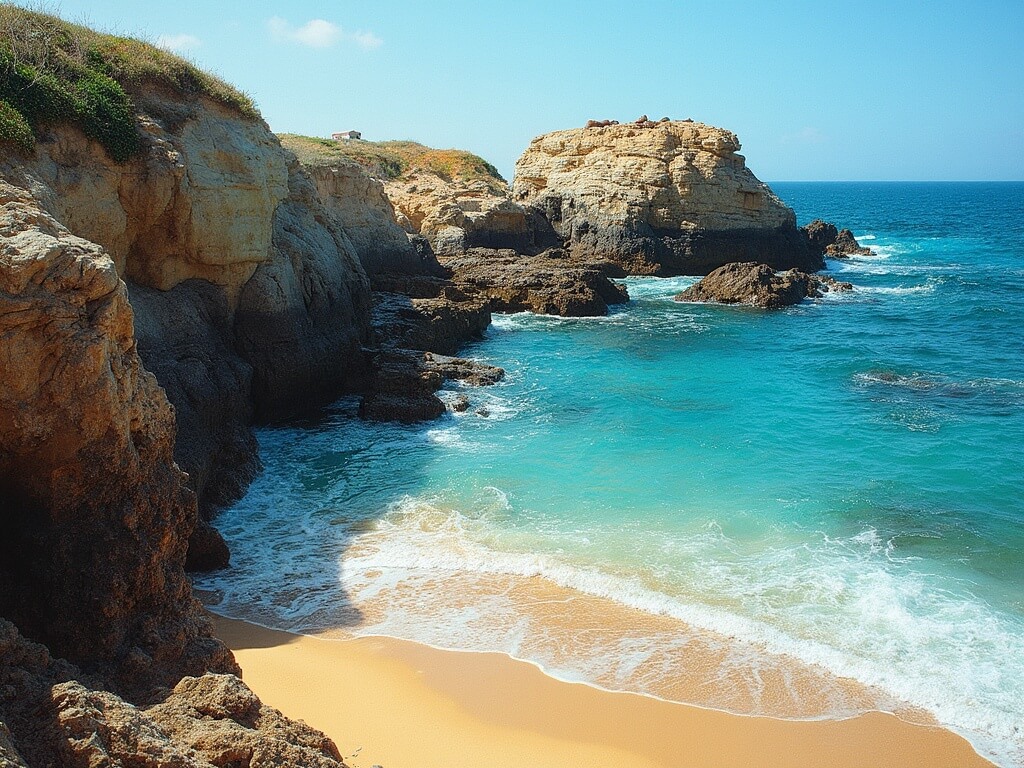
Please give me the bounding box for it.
[803,219,873,258]
[0,184,235,688]
[513,120,822,275]
[675,262,852,308]
[0,621,347,768]
[386,170,533,256]
[442,247,629,317]
[305,159,445,279]
[6,95,374,556]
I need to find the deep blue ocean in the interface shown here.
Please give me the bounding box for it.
[197,182,1024,766]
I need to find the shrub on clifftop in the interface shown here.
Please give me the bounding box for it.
[0,6,257,160]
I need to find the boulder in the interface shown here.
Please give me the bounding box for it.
[828,228,873,257]
[675,262,810,308]
[0,620,347,768]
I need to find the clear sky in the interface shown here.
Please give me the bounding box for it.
[20,0,1024,181]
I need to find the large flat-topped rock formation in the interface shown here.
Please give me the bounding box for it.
[512,118,822,275]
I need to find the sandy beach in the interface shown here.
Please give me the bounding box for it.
[212,613,995,768]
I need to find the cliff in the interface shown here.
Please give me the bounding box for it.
[279,134,444,278]
[1,8,362,765]
[511,118,823,275]
[282,134,534,256]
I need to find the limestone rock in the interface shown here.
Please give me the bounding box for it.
[828,228,873,258]
[370,281,492,357]
[304,159,445,279]
[235,158,372,420]
[7,97,374,525]
[359,349,504,424]
[0,185,237,687]
[147,674,345,767]
[675,262,812,308]
[0,621,346,768]
[807,273,854,296]
[442,247,630,316]
[385,171,533,255]
[512,120,823,275]
[802,219,839,254]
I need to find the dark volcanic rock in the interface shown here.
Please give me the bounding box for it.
[675,262,811,308]
[442,247,630,316]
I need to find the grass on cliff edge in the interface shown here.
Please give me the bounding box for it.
[279,133,507,190]
[0,5,257,161]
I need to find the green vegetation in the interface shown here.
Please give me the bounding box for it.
[0,6,257,161]
[279,133,506,190]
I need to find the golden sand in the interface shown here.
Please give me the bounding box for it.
[213,614,994,768]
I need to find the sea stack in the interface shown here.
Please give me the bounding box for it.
[512,119,823,276]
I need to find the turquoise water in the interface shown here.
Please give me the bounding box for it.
[197,183,1024,766]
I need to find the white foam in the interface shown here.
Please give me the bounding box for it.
[620,275,699,300]
[330,498,1024,767]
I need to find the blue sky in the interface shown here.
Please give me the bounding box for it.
[27,0,1024,180]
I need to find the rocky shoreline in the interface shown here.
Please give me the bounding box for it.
[0,10,868,765]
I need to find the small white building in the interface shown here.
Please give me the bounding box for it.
[332,130,362,141]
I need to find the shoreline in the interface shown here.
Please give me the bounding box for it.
[211,613,996,768]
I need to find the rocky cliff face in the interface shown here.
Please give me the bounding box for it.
[303,158,443,279]
[8,96,373,531]
[1,84,363,768]
[385,170,533,256]
[512,119,822,275]
[0,180,235,688]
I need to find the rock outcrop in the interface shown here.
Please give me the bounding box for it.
[512,120,823,275]
[803,219,873,258]
[385,170,533,256]
[5,93,374,556]
[0,181,235,689]
[301,158,445,279]
[442,247,629,316]
[0,620,347,768]
[674,262,852,308]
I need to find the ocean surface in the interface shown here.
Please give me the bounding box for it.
[197,182,1024,766]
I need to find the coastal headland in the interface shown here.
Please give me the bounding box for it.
[0,7,988,766]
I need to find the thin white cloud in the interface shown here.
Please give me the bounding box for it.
[350,30,383,50]
[267,17,381,50]
[155,33,201,53]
